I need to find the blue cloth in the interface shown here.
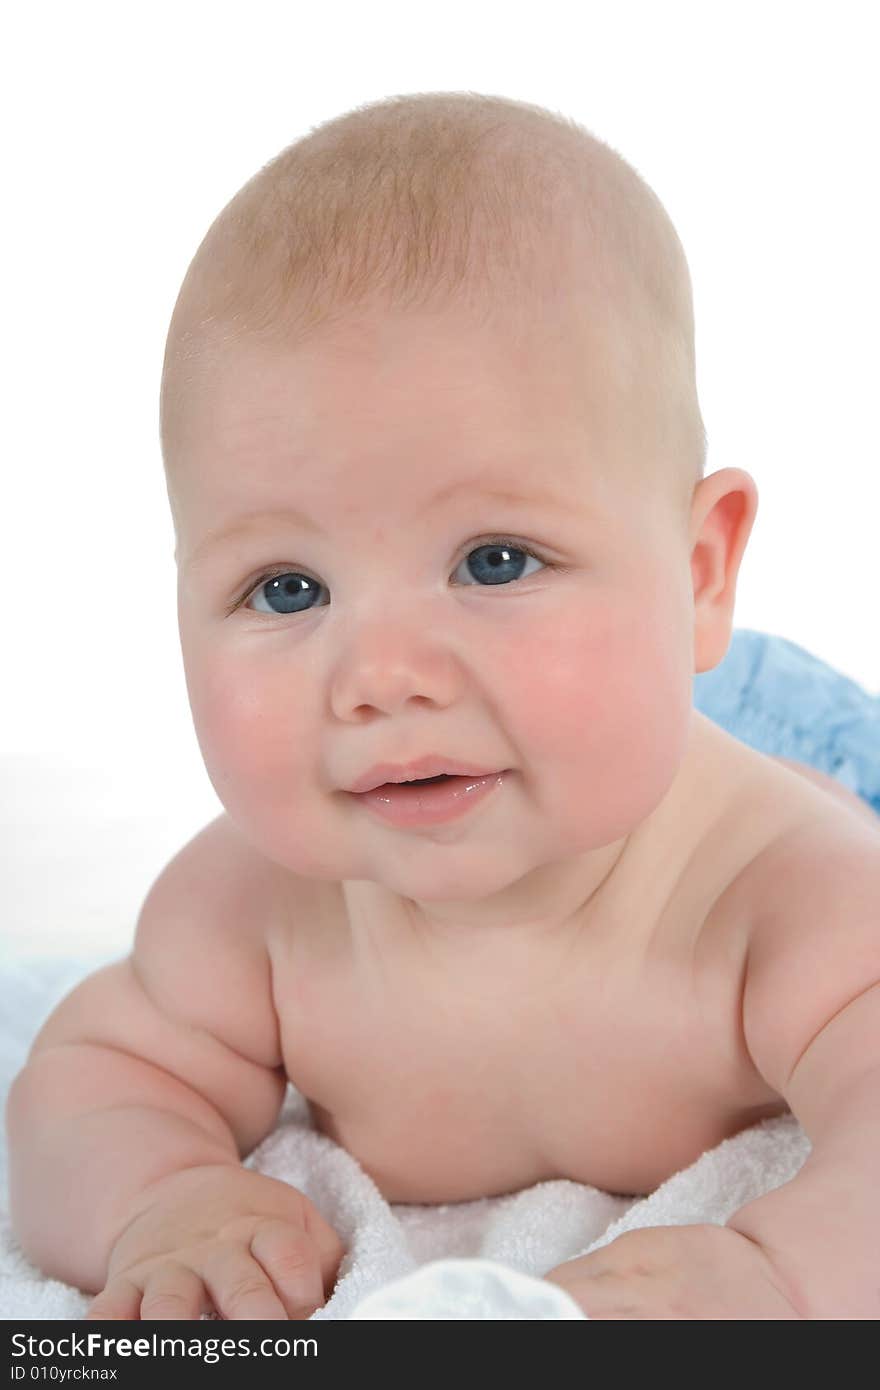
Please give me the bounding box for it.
[692,629,880,818]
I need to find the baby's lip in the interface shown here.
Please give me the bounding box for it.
[346,756,501,794]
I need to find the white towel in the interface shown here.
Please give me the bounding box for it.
[0,955,810,1320]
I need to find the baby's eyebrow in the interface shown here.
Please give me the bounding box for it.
[185,483,581,570]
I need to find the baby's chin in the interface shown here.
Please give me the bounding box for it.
[231,819,542,898]
[333,838,618,910]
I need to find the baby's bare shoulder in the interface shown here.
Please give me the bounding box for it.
[737,807,880,1103]
[133,812,285,1069]
[145,812,276,947]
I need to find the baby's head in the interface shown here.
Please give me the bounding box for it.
[160,92,757,919]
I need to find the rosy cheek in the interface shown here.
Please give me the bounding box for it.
[509,600,691,830]
[509,606,621,755]
[187,652,298,789]
[186,653,335,873]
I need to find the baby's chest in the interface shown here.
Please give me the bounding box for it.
[272,939,783,1202]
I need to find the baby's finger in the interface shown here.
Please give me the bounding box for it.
[200,1246,289,1321]
[84,1276,142,1321]
[140,1262,206,1321]
[249,1219,324,1318]
[300,1204,346,1299]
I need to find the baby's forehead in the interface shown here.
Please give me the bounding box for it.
[166,289,695,557]
[174,290,637,461]
[172,422,685,589]
[176,346,622,511]
[172,405,685,576]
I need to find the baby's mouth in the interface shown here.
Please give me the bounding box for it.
[350,770,510,826]
[397,774,451,786]
[370,774,461,793]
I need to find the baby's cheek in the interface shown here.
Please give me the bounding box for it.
[513,600,691,833]
[196,671,262,773]
[187,656,345,874]
[186,651,306,803]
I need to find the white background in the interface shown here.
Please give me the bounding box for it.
[3,0,878,957]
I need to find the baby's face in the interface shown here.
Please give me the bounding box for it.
[170,299,697,907]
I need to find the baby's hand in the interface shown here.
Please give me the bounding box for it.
[84,1164,345,1321]
[544,1224,805,1319]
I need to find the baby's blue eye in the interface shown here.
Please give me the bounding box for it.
[461,542,544,588]
[249,572,319,616]
[243,541,546,616]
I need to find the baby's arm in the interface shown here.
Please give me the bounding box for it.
[723,825,880,1317]
[4,818,343,1318]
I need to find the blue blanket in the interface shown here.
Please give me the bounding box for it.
[693,629,880,817]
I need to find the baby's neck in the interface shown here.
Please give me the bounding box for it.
[341,713,725,971]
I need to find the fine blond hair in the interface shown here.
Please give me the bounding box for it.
[160,91,706,504]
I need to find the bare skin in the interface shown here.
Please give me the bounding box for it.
[260,716,879,1202]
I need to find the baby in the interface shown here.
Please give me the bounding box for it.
[7,93,880,1321]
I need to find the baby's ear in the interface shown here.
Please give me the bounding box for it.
[688,468,759,673]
